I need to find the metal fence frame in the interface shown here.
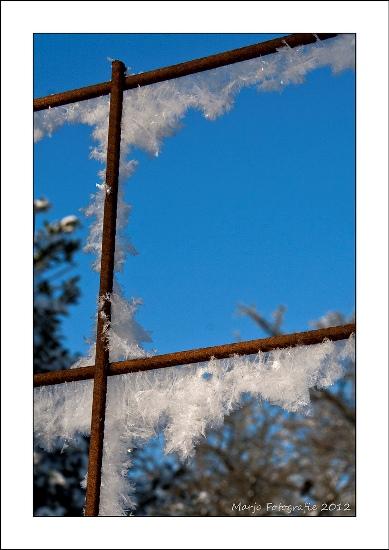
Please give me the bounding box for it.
[33,33,355,516]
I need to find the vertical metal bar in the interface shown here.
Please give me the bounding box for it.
[84,60,125,517]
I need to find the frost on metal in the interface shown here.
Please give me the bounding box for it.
[34,335,355,516]
[33,34,356,515]
[33,33,355,366]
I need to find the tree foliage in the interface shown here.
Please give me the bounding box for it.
[34,199,87,516]
[34,199,81,374]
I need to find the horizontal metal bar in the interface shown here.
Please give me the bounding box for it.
[34,323,355,387]
[33,33,338,111]
[33,81,111,112]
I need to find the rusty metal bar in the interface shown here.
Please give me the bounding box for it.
[84,60,125,517]
[33,33,338,111]
[34,365,95,387]
[34,324,355,388]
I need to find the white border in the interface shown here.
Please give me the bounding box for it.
[1,2,388,549]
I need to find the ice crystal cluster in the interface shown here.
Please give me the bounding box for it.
[35,336,355,515]
[34,35,355,515]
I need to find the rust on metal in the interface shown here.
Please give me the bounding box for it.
[33,81,111,112]
[33,33,338,111]
[84,60,126,517]
[34,324,355,388]
[110,323,355,375]
[34,365,95,387]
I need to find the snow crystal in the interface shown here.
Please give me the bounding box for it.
[33,34,356,515]
[34,35,355,146]
[34,334,355,515]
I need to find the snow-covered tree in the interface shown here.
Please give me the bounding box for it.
[34,199,80,373]
[34,199,87,516]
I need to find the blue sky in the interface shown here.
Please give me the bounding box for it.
[34,33,355,358]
